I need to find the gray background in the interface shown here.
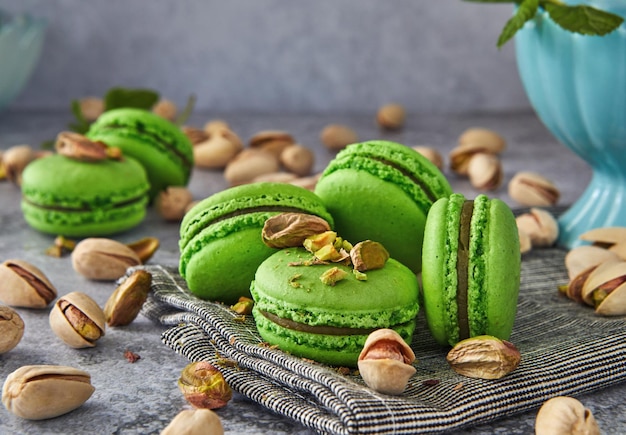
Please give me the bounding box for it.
[0,0,528,114]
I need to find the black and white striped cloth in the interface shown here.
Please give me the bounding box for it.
[139,248,626,434]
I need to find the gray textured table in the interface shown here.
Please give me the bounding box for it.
[1,110,624,434]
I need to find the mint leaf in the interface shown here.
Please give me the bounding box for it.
[174,94,196,126]
[104,87,159,111]
[545,3,624,36]
[497,0,538,48]
[68,99,91,134]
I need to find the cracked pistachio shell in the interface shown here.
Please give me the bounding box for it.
[0,259,57,308]
[49,291,105,348]
[467,153,503,191]
[104,269,152,326]
[564,246,619,281]
[446,335,521,380]
[535,396,600,435]
[262,213,331,248]
[0,306,25,354]
[581,261,626,315]
[71,238,141,281]
[2,365,94,420]
[508,172,559,207]
[515,208,559,248]
[412,146,443,170]
[357,329,416,395]
[161,409,224,435]
[458,127,506,152]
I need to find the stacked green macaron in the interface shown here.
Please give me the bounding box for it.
[21,154,150,237]
[421,193,521,346]
[250,247,419,367]
[179,182,334,304]
[87,108,194,198]
[315,140,452,273]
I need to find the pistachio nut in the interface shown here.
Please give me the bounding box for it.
[535,396,600,435]
[152,98,177,121]
[2,365,95,420]
[564,245,619,281]
[178,361,233,409]
[350,240,389,272]
[446,335,521,380]
[230,296,254,315]
[289,173,322,191]
[262,213,332,248]
[78,97,105,122]
[1,144,36,185]
[55,131,120,161]
[458,127,506,152]
[581,260,626,315]
[249,130,295,157]
[0,305,25,354]
[224,148,280,186]
[515,208,559,248]
[155,186,194,222]
[194,133,243,169]
[449,141,504,176]
[508,171,560,207]
[412,146,443,170]
[252,171,299,184]
[71,238,141,281]
[467,152,503,191]
[182,126,209,145]
[279,144,314,177]
[320,124,358,150]
[0,259,57,308]
[204,119,231,135]
[518,227,532,255]
[161,409,224,435]
[49,291,106,348]
[579,226,626,249]
[104,269,152,326]
[319,267,349,286]
[126,237,160,264]
[376,103,406,130]
[357,329,416,395]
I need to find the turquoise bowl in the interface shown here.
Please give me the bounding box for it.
[515,1,626,248]
[0,11,46,111]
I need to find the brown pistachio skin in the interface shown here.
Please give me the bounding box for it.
[2,365,95,420]
[178,361,233,409]
[0,306,25,354]
[71,238,141,281]
[535,396,600,435]
[446,335,521,380]
[0,259,57,308]
[161,409,224,435]
[49,291,106,348]
[104,269,152,326]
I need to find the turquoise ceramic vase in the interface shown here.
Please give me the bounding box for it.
[515,0,626,248]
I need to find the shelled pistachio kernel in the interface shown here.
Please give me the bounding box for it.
[178,361,233,409]
[104,270,152,326]
[2,365,95,420]
[0,259,57,308]
[49,292,105,348]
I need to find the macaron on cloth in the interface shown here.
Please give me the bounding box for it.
[179,182,334,304]
[20,154,150,237]
[315,140,452,273]
[421,193,521,346]
[250,247,419,367]
[87,108,194,198]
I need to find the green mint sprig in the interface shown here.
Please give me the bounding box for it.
[465,0,624,48]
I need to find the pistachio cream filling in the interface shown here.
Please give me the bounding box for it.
[370,156,438,203]
[260,310,377,336]
[457,200,473,341]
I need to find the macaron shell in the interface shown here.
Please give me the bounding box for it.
[20,154,149,237]
[315,140,452,273]
[87,108,193,196]
[250,247,419,367]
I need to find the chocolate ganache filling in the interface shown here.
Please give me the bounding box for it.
[260,311,377,336]
[457,200,473,340]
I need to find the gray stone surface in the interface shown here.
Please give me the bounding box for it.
[0,0,527,114]
[1,109,625,434]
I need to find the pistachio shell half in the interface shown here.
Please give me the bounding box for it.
[564,246,620,281]
[535,396,600,435]
[0,259,57,308]
[2,365,94,420]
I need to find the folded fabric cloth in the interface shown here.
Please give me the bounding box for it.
[139,247,626,435]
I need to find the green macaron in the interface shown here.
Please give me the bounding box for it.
[87,108,193,198]
[314,140,452,273]
[421,193,521,347]
[20,154,150,237]
[179,182,334,304]
[250,247,419,367]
